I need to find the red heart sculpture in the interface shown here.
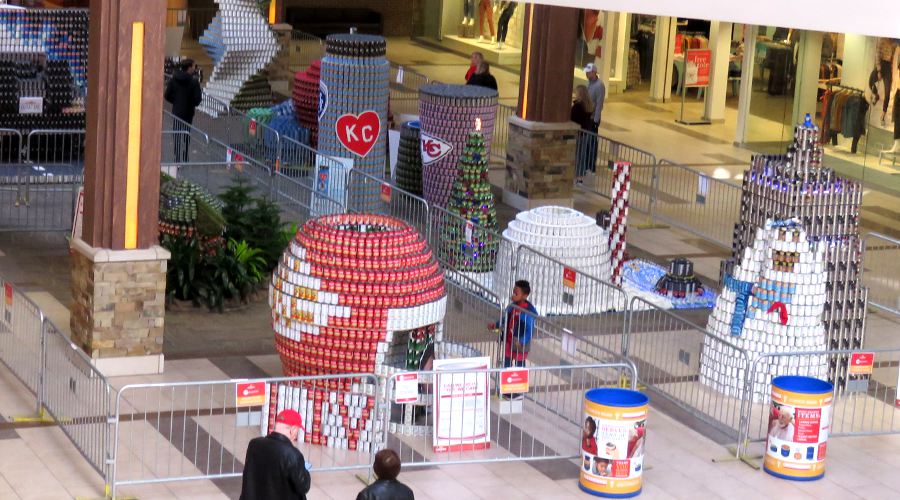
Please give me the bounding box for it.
[335,111,381,158]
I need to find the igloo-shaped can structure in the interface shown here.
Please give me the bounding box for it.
[494,206,619,315]
[268,214,447,450]
[701,219,828,403]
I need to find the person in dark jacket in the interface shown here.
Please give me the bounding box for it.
[571,85,594,183]
[164,58,203,162]
[356,449,414,500]
[466,61,498,91]
[240,409,311,500]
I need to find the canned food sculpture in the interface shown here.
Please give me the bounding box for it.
[418,84,497,208]
[198,0,279,116]
[494,206,617,314]
[702,219,828,402]
[268,214,447,450]
[292,59,321,148]
[723,115,867,388]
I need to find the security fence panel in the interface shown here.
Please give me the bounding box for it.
[863,233,900,316]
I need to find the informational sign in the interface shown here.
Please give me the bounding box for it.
[394,373,419,404]
[764,380,832,479]
[684,49,712,87]
[562,329,578,356]
[71,186,84,242]
[697,174,709,204]
[4,282,12,307]
[19,97,43,114]
[318,80,328,121]
[380,183,392,204]
[396,65,405,84]
[581,393,647,496]
[316,165,330,193]
[249,119,257,137]
[464,221,474,244]
[848,352,874,376]
[236,381,267,407]
[563,268,577,289]
[336,111,380,158]
[500,368,529,394]
[433,356,491,453]
[388,129,401,179]
[420,132,453,165]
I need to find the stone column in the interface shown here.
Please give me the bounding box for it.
[503,4,580,210]
[70,0,169,376]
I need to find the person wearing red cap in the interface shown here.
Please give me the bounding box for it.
[240,409,311,500]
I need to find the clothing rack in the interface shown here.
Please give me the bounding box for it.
[826,83,863,94]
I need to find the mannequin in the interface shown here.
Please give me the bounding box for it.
[477,0,495,43]
[885,89,900,153]
[462,0,475,27]
[496,2,516,50]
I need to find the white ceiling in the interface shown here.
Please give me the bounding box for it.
[527,0,900,39]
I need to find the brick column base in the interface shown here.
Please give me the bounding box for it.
[70,238,170,376]
[502,116,578,211]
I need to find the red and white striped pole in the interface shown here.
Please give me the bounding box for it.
[609,161,631,285]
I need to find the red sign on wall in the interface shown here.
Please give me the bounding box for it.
[685,50,712,87]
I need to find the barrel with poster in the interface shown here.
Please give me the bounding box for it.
[763,375,833,481]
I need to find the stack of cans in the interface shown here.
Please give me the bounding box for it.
[318,33,389,211]
[702,219,829,402]
[394,121,423,196]
[292,60,321,147]
[609,162,631,286]
[418,84,497,208]
[724,117,868,390]
[197,0,279,117]
[495,206,615,314]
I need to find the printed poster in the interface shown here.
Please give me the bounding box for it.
[432,356,491,453]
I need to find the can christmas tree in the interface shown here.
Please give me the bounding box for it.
[439,122,499,275]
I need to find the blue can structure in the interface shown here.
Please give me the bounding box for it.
[580,388,649,498]
[316,33,390,212]
[764,376,833,481]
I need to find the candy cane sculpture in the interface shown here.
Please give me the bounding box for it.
[609,161,631,285]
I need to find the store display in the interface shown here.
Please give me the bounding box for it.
[317,34,389,212]
[609,161,631,286]
[702,219,829,402]
[197,0,279,116]
[418,84,497,208]
[292,59,321,147]
[439,125,499,288]
[722,116,867,389]
[394,121,423,197]
[496,2,517,49]
[819,85,868,154]
[494,206,616,314]
[477,0,495,43]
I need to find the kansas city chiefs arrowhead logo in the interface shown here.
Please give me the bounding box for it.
[420,132,453,164]
[318,81,328,121]
[336,111,381,158]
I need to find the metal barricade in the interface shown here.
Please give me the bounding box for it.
[490,104,515,163]
[624,296,750,444]
[650,159,741,249]
[25,129,86,166]
[345,168,431,238]
[0,174,81,232]
[513,246,629,356]
[574,131,657,215]
[110,373,380,498]
[271,168,345,223]
[0,128,23,165]
[40,319,114,482]
[0,277,45,412]
[382,362,636,468]
[739,348,900,462]
[290,30,326,74]
[862,232,900,315]
[442,279,504,364]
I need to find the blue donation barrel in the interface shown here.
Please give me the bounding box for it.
[580,388,649,498]
[764,375,833,481]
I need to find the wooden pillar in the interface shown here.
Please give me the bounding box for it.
[71,0,170,376]
[504,4,580,210]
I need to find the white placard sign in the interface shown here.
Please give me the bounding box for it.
[433,356,491,453]
[394,373,419,404]
[19,97,43,114]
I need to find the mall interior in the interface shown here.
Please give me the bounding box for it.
[0,0,899,499]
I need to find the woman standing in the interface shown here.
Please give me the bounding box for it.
[571,85,594,184]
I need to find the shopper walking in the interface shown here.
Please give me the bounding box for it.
[466,61,498,91]
[571,85,594,183]
[488,280,537,399]
[465,52,484,82]
[164,58,203,162]
[356,449,415,500]
[240,409,311,500]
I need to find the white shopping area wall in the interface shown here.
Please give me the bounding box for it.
[527,0,900,39]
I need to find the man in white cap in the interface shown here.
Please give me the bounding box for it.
[584,63,606,130]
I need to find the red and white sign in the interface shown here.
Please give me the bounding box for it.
[235,381,267,407]
[684,49,712,87]
[394,373,419,404]
[4,282,12,307]
[380,183,392,204]
[848,352,874,376]
[500,368,529,394]
[420,132,453,165]
[433,357,491,453]
[563,267,577,289]
[336,111,380,157]
[249,119,257,137]
[465,221,474,244]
